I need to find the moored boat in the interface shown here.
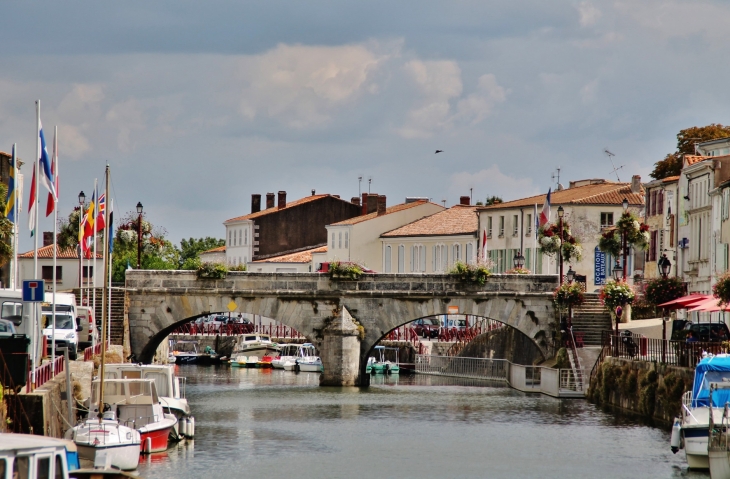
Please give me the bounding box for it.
[68,413,141,471]
[297,356,323,373]
[231,333,280,360]
[171,340,206,364]
[0,433,82,479]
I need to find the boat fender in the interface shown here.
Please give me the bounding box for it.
[188,417,195,438]
[143,437,152,454]
[670,418,681,454]
[180,417,187,437]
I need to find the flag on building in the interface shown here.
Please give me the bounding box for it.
[45,130,59,217]
[5,145,16,223]
[480,229,488,262]
[28,163,36,237]
[538,188,552,226]
[95,193,106,233]
[38,122,56,202]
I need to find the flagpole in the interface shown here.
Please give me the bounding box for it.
[92,178,97,336]
[32,100,40,386]
[107,199,113,343]
[51,126,58,372]
[98,165,110,422]
[11,144,18,290]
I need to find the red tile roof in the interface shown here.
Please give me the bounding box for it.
[19,244,102,259]
[478,181,644,211]
[662,176,680,183]
[684,155,710,167]
[225,194,347,223]
[253,245,327,263]
[381,205,478,237]
[201,245,226,254]
[331,200,441,225]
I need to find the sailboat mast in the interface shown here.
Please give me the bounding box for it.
[97,165,110,421]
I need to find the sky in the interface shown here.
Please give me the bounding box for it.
[2,0,730,252]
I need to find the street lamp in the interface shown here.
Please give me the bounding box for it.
[557,206,564,284]
[566,266,575,283]
[658,254,672,279]
[136,202,143,270]
[612,260,623,281]
[513,250,525,269]
[621,197,629,281]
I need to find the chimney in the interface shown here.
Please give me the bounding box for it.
[43,232,53,247]
[266,192,275,209]
[377,195,387,215]
[311,189,316,196]
[631,175,641,194]
[361,193,368,215]
[251,194,261,214]
[367,193,378,214]
[459,196,470,206]
[351,197,361,206]
[277,191,287,209]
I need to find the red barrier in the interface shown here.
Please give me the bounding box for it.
[26,355,65,393]
[83,341,110,361]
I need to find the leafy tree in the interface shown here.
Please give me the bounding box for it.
[650,124,730,179]
[0,183,14,267]
[485,196,503,205]
[177,237,225,269]
[56,208,84,249]
[110,211,179,281]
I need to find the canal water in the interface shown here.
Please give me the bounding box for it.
[137,365,706,479]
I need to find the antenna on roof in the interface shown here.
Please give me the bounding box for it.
[358,175,363,197]
[441,199,447,207]
[551,167,561,189]
[368,176,372,194]
[604,149,624,182]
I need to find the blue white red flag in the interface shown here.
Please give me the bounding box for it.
[38,121,56,202]
[45,129,58,217]
[539,188,551,227]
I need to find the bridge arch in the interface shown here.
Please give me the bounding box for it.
[126,271,558,386]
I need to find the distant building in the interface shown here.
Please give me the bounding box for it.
[643,176,679,281]
[223,191,361,266]
[324,194,444,270]
[19,244,102,293]
[380,199,477,273]
[478,178,645,291]
[0,150,23,288]
[199,245,226,264]
[251,245,327,273]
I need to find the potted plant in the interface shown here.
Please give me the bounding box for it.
[553,282,585,310]
[329,261,364,281]
[599,279,636,322]
[537,222,583,263]
[448,261,491,285]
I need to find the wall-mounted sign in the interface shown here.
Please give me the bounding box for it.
[447,305,459,315]
[594,246,606,286]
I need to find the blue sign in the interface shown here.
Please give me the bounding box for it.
[22,280,45,302]
[594,247,606,286]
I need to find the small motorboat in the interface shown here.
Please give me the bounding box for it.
[0,433,82,479]
[171,340,206,364]
[68,412,141,471]
[231,333,280,360]
[297,356,323,373]
[273,343,306,369]
[369,346,400,374]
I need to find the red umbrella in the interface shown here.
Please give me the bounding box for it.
[657,294,711,310]
[687,297,728,313]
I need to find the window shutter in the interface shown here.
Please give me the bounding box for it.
[432,246,436,272]
[410,246,415,272]
[420,247,426,272]
[444,246,448,269]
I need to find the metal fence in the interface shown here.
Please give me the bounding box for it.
[598,330,723,368]
[170,323,304,338]
[26,355,64,392]
[415,355,508,380]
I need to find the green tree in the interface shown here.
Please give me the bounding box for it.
[56,208,84,249]
[177,237,225,269]
[110,211,179,281]
[485,196,503,205]
[0,183,14,267]
[650,124,730,179]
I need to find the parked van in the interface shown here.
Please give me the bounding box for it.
[42,293,81,360]
[76,306,97,348]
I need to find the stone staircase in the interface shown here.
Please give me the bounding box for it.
[74,284,125,346]
[571,294,612,346]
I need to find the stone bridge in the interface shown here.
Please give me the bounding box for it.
[125,271,559,386]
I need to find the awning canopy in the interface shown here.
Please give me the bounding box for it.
[657,294,711,310]
[687,297,729,313]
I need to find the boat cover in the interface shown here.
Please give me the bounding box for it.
[692,355,730,407]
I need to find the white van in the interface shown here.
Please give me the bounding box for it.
[76,306,97,348]
[42,293,82,360]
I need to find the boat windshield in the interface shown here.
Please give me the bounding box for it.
[694,372,730,407]
[243,336,257,342]
[174,342,198,353]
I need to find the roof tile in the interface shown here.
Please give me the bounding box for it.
[225,194,339,223]
[19,244,102,259]
[331,200,439,225]
[382,205,478,237]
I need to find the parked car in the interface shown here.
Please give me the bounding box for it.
[76,306,98,349]
[412,318,440,338]
[0,318,16,337]
[676,321,730,342]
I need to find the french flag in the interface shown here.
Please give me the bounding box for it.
[38,122,56,202]
[538,188,551,226]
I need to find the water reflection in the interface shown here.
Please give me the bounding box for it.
[137,366,708,479]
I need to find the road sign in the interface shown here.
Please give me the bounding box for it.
[22,280,45,302]
[448,305,459,315]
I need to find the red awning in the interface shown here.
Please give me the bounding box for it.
[687,297,729,313]
[657,294,711,310]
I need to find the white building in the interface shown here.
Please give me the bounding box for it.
[643,176,679,281]
[323,200,444,271]
[199,245,226,264]
[380,204,478,273]
[19,245,102,293]
[250,245,326,273]
[477,178,645,290]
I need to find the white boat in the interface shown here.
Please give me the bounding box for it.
[273,343,315,370]
[231,333,279,360]
[68,413,141,471]
[87,378,178,454]
[0,433,81,479]
[297,355,323,373]
[673,354,730,469]
[170,340,207,364]
[104,363,194,439]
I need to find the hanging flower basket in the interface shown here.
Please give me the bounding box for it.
[598,211,649,257]
[599,279,636,312]
[713,272,730,307]
[537,222,583,263]
[553,282,585,309]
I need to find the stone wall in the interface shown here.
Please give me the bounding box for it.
[588,357,693,424]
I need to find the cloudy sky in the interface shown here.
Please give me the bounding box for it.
[1,0,729,251]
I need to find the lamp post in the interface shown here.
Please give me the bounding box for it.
[78,191,85,293]
[136,202,143,270]
[622,198,629,281]
[558,206,564,284]
[658,254,672,279]
[612,260,622,281]
[513,250,525,270]
[566,266,575,283]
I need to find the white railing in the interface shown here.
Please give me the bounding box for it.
[415,355,587,398]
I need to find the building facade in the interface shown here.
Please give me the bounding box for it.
[643,176,679,281]
[19,245,102,293]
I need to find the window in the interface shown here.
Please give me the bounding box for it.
[331,233,335,248]
[345,232,349,249]
[433,244,447,272]
[385,245,392,273]
[600,212,614,227]
[2,301,22,321]
[83,266,93,279]
[398,245,405,273]
[411,244,425,272]
[649,230,658,261]
[54,454,64,479]
[526,214,532,236]
[14,456,29,479]
[41,266,62,282]
[513,215,519,236]
[453,244,461,263]
[499,216,505,237]
[228,230,232,246]
[338,232,342,249]
[466,243,474,263]
[244,229,248,245]
[487,216,493,238]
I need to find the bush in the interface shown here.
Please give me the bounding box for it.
[645,276,684,306]
[196,262,228,279]
[505,267,531,274]
[631,299,657,320]
[448,261,491,285]
[329,261,363,280]
[229,263,247,272]
[713,271,730,307]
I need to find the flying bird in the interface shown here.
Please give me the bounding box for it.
[435,150,443,154]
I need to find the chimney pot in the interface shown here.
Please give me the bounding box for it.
[266,193,275,209]
[277,191,287,209]
[377,195,387,215]
[459,196,470,206]
[312,189,316,196]
[631,175,641,194]
[351,197,361,206]
[367,193,378,214]
[43,232,53,247]
[361,193,368,215]
[251,194,261,214]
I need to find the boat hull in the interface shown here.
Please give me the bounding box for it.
[709,449,730,479]
[140,424,174,453]
[175,354,202,365]
[76,443,140,471]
